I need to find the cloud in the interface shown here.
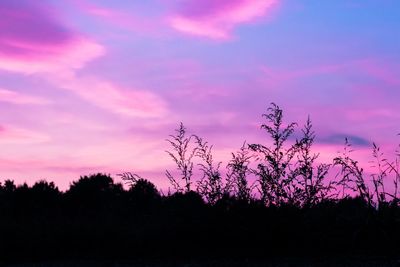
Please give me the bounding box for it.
[0,36,104,75]
[58,76,168,118]
[0,158,101,174]
[73,1,161,36]
[0,88,50,105]
[0,0,104,75]
[317,133,370,147]
[0,125,50,144]
[169,0,277,39]
[0,1,167,118]
[345,108,399,122]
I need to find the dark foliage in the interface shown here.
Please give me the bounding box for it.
[195,135,224,205]
[0,174,399,262]
[1,103,400,262]
[226,143,253,203]
[249,103,298,206]
[291,117,333,207]
[165,122,197,193]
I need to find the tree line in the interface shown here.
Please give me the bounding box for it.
[0,103,399,261]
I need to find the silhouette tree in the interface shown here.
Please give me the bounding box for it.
[31,180,58,192]
[129,178,159,199]
[68,173,119,195]
[2,179,16,193]
[249,103,297,206]
[65,173,123,211]
[165,123,197,192]
[0,180,17,215]
[119,172,160,204]
[30,180,60,209]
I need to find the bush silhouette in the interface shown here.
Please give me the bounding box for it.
[129,178,159,199]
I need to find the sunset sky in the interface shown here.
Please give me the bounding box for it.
[0,0,399,189]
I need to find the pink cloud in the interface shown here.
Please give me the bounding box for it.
[0,158,102,174]
[169,0,277,39]
[345,107,399,122]
[0,125,50,144]
[0,1,72,56]
[0,37,104,75]
[0,1,167,118]
[0,0,104,74]
[71,0,164,38]
[0,88,50,105]
[58,76,168,118]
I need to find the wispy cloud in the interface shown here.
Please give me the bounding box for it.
[317,133,370,147]
[169,0,277,39]
[0,125,50,144]
[0,1,104,75]
[58,76,168,118]
[0,0,167,118]
[0,88,50,105]
[71,1,162,36]
[0,38,104,75]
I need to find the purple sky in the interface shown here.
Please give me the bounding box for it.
[0,0,399,189]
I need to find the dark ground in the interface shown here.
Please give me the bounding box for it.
[3,259,400,267]
[1,175,400,263]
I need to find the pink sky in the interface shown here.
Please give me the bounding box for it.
[0,0,399,190]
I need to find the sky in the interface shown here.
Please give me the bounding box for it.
[0,0,399,190]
